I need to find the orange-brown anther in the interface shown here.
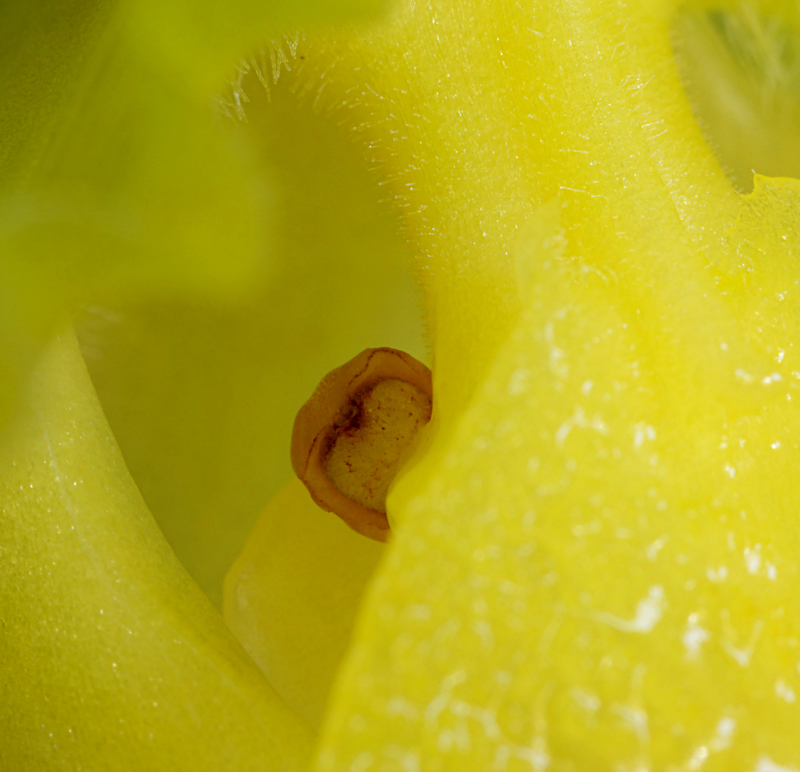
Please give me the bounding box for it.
[291,348,433,541]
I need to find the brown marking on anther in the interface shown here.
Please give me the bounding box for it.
[291,348,433,542]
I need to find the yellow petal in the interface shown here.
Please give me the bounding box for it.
[318,188,800,769]
[224,478,385,730]
[0,329,313,770]
[272,1,800,767]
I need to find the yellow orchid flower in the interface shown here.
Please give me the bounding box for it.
[3,0,800,771]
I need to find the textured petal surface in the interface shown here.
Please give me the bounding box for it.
[0,331,313,771]
[321,186,800,769]
[261,1,800,768]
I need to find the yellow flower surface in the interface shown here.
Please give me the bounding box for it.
[0,330,313,769]
[1,0,398,768]
[258,0,800,769]
[3,0,800,769]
